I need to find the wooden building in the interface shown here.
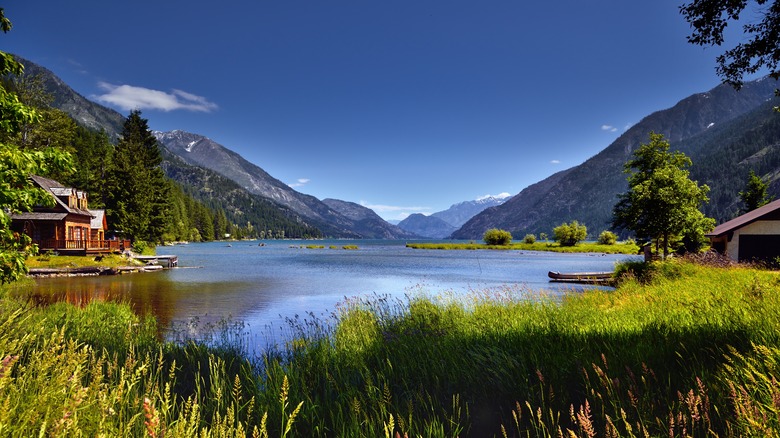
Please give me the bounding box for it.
[10,175,128,255]
[706,199,780,263]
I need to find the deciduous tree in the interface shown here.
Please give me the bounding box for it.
[612,132,714,258]
[483,228,512,245]
[680,0,780,89]
[553,221,587,246]
[0,9,72,283]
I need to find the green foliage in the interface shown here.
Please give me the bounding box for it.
[105,110,170,243]
[483,228,512,245]
[0,17,74,284]
[681,0,780,90]
[131,240,150,255]
[523,233,536,244]
[553,220,587,246]
[739,169,774,213]
[613,132,713,258]
[163,152,322,239]
[597,230,617,245]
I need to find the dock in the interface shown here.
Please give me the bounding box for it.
[133,255,179,268]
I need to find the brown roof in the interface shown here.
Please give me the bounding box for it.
[10,212,68,221]
[706,198,780,237]
[29,175,93,217]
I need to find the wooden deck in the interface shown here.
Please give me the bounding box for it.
[133,255,179,268]
[36,239,131,255]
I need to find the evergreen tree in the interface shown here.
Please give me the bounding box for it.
[739,169,774,213]
[105,110,169,243]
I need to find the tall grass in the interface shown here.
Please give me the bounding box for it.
[1,259,780,435]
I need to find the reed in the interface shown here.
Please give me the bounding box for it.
[1,259,779,436]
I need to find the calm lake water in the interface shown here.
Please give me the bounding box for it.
[17,240,636,347]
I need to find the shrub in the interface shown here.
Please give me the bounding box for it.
[598,230,617,245]
[553,220,587,246]
[523,234,536,244]
[483,228,512,245]
[131,240,148,254]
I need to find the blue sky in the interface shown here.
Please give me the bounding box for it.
[3,1,756,220]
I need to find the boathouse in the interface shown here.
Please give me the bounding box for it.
[10,175,128,255]
[706,199,780,263]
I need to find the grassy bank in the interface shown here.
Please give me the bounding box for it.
[1,259,780,436]
[406,241,639,254]
[25,253,144,269]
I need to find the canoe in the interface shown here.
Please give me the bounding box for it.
[547,271,613,283]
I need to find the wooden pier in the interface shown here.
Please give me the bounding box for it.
[133,255,179,268]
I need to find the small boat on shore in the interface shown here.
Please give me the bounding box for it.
[547,271,613,284]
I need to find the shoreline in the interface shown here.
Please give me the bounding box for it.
[27,264,165,277]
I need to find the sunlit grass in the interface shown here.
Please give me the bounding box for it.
[25,253,143,269]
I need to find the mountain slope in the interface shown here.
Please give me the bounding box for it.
[397,213,456,239]
[431,195,509,229]
[161,149,323,238]
[15,55,323,238]
[453,78,779,239]
[155,130,411,238]
[17,55,125,141]
[322,199,419,239]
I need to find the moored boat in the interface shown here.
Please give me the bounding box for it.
[547,271,613,283]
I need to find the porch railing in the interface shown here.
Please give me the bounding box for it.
[37,239,131,252]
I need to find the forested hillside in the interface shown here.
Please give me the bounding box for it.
[453,78,780,239]
[162,150,322,239]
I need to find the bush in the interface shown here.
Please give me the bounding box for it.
[523,234,536,244]
[598,230,617,245]
[131,240,148,254]
[483,228,513,245]
[553,220,587,246]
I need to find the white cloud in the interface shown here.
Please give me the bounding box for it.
[601,124,617,132]
[550,159,561,164]
[288,178,310,188]
[93,82,218,112]
[476,192,511,201]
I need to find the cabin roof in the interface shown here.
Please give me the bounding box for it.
[10,212,68,221]
[29,175,93,217]
[706,198,780,237]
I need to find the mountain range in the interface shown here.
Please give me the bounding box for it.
[396,195,509,238]
[16,54,780,241]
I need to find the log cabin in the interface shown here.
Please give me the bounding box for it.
[10,175,128,255]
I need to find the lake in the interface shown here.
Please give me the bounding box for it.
[16,240,636,348]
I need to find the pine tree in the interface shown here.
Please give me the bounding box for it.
[105,110,169,243]
[739,170,774,214]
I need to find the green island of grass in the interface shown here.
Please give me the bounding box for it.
[1,258,779,436]
[407,240,640,254]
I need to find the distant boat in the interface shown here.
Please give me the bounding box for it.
[547,271,613,283]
